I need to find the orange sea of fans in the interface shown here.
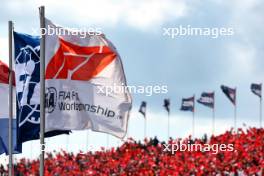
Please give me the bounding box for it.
[1,127,263,175]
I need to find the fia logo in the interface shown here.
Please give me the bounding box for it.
[45,87,57,113]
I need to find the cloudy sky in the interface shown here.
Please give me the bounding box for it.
[0,0,264,161]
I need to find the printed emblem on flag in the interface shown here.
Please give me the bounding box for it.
[14,32,70,143]
[46,38,116,81]
[15,43,41,127]
[44,19,132,139]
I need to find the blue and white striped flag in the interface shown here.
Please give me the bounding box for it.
[180,96,194,112]
[197,92,214,109]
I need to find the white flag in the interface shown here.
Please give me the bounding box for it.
[44,19,132,138]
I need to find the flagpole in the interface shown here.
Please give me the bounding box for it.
[212,106,215,135]
[127,124,129,139]
[106,134,109,149]
[144,115,147,139]
[260,95,262,128]
[8,20,14,176]
[234,87,237,131]
[192,111,195,138]
[234,105,237,131]
[192,112,195,138]
[167,111,170,141]
[66,135,69,151]
[192,95,195,138]
[39,6,46,176]
[86,130,89,151]
[212,91,215,135]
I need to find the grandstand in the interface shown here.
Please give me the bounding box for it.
[1,127,263,175]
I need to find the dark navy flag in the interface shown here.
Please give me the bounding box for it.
[139,101,146,117]
[163,99,170,114]
[180,96,194,112]
[221,85,236,105]
[251,83,262,98]
[197,92,214,109]
[14,32,70,144]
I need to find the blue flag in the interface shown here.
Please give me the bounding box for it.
[163,99,170,113]
[14,32,70,144]
[197,92,214,109]
[139,101,147,117]
[0,119,22,155]
[180,96,194,112]
[221,85,236,105]
[251,83,262,98]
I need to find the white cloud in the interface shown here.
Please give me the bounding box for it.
[0,0,188,64]
[10,0,188,31]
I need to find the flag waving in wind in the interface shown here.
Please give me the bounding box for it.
[221,85,236,105]
[163,99,170,114]
[14,32,70,143]
[251,83,262,98]
[0,60,21,155]
[44,19,132,138]
[180,96,195,112]
[139,101,146,117]
[197,92,214,108]
[250,83,262,127]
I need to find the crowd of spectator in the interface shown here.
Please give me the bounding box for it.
[1,127,263,175]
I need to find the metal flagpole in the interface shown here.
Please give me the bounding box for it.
[106,134,109,149]
[192,111,195,138]
[212,106,215,135]
[234,88,237,131]
[167,111,170,141]
[39,6,46,176]
[127,122,129,138]
[234,105,237,131]
[192,110,195,138]
[192,95,195,138]
[144,116,146,139]
[212,91,215,135]
[86,130,89,151]
[8,20,14,176]
[66,135,69,151]
[260,95,262,128]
